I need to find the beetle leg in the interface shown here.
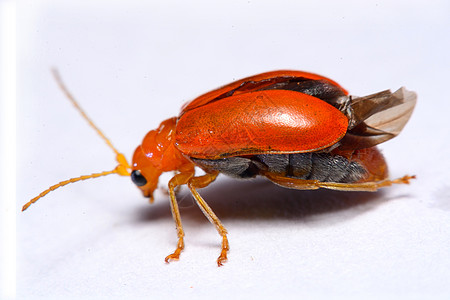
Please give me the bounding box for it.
[264,171,415,191]
[187,171,230,266]
[316,175,415,191]
[160,172,181,197]
[165,171,195,263]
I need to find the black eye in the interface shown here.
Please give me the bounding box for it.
[131,170,147,186]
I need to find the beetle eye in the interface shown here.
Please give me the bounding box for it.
[131,170,147,186]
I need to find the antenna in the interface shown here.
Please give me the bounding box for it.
[22,69,131,211]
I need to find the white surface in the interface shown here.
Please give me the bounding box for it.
[0,2,17,299]
[16,1,450,299]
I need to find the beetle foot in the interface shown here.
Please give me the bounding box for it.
[394,175,416,185]
[165,237,184,263]
[217,235,229,267]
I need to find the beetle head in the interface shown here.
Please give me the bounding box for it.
[131,117,194,201]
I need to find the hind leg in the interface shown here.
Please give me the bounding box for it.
[263,171,415,191]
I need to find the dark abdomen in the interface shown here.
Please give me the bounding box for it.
[191,147,388,184]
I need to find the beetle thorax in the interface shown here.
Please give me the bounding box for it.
[131,117,194,198]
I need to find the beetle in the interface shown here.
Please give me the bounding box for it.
[24,70,417,266]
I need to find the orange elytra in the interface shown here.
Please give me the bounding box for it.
[24,69,417,266]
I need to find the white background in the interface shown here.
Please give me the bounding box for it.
[15,0,450,299]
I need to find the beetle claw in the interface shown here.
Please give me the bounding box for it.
[400,175,416,184]
[217,252,228,267]
[165,237,184,263]
[165,252,181,263]
[217,235,229,267]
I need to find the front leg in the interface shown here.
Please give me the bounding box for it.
[164,170,195,263]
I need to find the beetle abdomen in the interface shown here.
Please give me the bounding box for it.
[192,151,367,184]
[257,153,366,183]
[191,156,263,179]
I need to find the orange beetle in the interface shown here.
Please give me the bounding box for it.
[24,70,417,266]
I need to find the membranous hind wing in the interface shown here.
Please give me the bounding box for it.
[338,88,417,150]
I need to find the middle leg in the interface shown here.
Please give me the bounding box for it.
[187,171,229,266]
